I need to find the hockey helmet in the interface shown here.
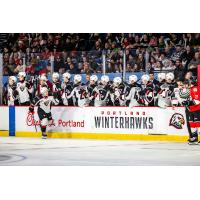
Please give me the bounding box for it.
[129,75,138,84]
[41,87,48,97]
[157,73,166,82]
[166,72,174,81]
[113,77,122,86]
[141,74,150,83]
[74,74,82,84]
[9,76,17,85]
[101,75,109,85]
[63,72,71,80]
[52,72,60,82]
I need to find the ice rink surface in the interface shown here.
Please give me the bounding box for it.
[0,137,200,166]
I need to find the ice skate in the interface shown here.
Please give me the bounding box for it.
[188,137,198,145]
[42,133,47,139]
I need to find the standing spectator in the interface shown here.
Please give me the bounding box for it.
[174,59,187,81]
[171,45,184,61]
[181,45,194,68]
[188,51,200,76]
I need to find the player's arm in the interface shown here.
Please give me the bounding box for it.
[125,87,133,100]
[29,96,40,113]
[26,81,34,94]
[89,87,98,100]
[66,87,76,99]
[52,93,60,105]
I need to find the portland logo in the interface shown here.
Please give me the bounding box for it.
[169,113,185,129]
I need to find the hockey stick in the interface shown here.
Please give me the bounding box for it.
[31,112,38,132]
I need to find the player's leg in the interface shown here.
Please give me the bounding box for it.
[41,118,48,139]
[38,109,48,139]
[185,108,194,142]
[188,110,199,145]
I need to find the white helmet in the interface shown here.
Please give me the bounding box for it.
[52,72,60,82]
[113,77,122,86]
[166,72,174,81]
[157,73,166,82]
[9,76,17,83]
[101,75,109,84]
[74,74,82,84]
[141,74,150,83]
[129,75,138,84]
[90,75,98,83]
[18,72,26,78]
[40,87,48,96]
[40,75,47,81]
[52,72,60,79]
[63,72,71,80]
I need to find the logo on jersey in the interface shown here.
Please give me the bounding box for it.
[169,113,185,129]
[44,100,50,106]
[20,86,25,91]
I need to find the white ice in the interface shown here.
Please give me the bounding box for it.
[0,137,200,166]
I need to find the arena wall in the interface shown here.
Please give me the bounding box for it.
[0,106,9,136]
[0,106,189,141]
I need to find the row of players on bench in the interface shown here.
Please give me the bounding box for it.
[4,71,191,107]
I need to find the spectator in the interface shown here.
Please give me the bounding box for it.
[2,33,200,76]
[184,71,193,82]
[81,62,93,74]
[154,61,163,71]
[14,59,24,74]
[134,53,145,71]
[188,51,200,76]
[174,59,187,81]
[54,56,65,73]
[68,63,80,74]
[181,45,194,68]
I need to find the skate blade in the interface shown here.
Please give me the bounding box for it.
[42,136,47,139]
[188,142,199,145]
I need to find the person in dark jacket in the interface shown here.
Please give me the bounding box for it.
[174,59,187,81]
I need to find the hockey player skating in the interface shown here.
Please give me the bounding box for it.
[182,80,200,144]
[29,87,59,139]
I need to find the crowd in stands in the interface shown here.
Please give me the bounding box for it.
[2,33,200,81]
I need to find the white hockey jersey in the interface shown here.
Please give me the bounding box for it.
[67,84,89,107]
[16,81,33,104]
[32,95,59,114]
[125,87,141,107]
[90,85,110,107]
[156,83,172,108]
